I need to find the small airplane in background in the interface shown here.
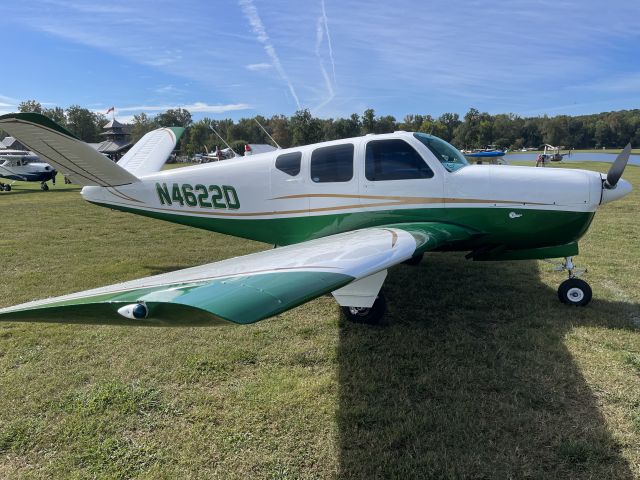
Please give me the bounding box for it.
[541,144,570,161]
[197,144,276,163]
[535,144,571,167]
[199,144,234,162]
[462,146,508,165]
[0,113,633,326]
[0,149,57,191]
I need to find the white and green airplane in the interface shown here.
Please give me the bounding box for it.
[0,113,633,325]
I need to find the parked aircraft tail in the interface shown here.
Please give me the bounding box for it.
[0,113,183,187]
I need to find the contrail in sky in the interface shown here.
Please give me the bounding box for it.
[316,16,334,97]
[314,0,337,112]
[320,0,337,85]
[238,0,301,109]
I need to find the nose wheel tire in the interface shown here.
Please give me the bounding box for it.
[342,293,387,325]
[558,278,592,306]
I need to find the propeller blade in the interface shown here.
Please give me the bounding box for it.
[605,143,632,189]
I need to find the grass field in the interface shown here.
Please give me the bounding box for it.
[508,148,640,154]
[1,162,639,479]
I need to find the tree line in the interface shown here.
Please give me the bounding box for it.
[7,100,640,154]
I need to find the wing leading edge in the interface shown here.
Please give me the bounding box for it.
[0,223,474,326]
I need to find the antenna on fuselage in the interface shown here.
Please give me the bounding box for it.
[254,119,281,149]
[209,126,240,158]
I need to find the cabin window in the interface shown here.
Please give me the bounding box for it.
[275,152,301,176]
[365,139,434,181]
[310,144,354,183]
[413,133,468,172]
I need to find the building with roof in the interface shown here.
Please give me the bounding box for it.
[91,118,133,161]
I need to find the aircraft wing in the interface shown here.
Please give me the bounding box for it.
[0,223,474,326]
[0,164,28,181]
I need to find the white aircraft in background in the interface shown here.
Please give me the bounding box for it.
[0,113,633,326]
[0,149,57,191]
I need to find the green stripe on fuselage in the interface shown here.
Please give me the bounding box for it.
[88,201,595,252]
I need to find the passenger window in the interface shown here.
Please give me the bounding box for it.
[310,144,354,183]
[275,152,301,176]
[365,139,434,181]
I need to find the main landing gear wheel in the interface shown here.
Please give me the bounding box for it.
[40,182,49,191]
[558,278,592,306]
[342,293,386,325]
[403,253,424,266]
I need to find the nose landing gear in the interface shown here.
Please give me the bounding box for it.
[555,256,592,306]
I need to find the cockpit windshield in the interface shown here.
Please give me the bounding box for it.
[413,133,468,172]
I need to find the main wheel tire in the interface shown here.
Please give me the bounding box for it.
[342,293,387,325]
[4,184,11,191]
[403,253,424,266]
[558,278,592,306]
[41,183,49,191]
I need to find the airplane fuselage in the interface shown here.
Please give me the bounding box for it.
[0,151,57,183]
[81,131,630,258]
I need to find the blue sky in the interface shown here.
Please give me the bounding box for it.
[1,0,639,123]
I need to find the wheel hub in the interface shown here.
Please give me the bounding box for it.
[567,287,585,302]
[348,306,370,316]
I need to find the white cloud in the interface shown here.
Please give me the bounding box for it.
[246,63,272,71]
[154,84,185,95]
[571,73,640,93]
[0,94,18,108]
[113,102,252,114]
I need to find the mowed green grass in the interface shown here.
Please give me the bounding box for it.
[508,148,640,154]
[1,163,639,479]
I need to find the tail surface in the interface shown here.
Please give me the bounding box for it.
[117,126,184,177]
[0,113,184,187]
[0,113,138,187]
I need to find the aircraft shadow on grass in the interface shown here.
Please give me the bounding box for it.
[337,254,637,479]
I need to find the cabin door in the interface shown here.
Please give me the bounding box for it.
[359,137,445,220]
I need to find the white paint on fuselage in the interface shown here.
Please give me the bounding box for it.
[81,132,623,220]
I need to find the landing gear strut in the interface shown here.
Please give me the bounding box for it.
[556,256,592,306]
